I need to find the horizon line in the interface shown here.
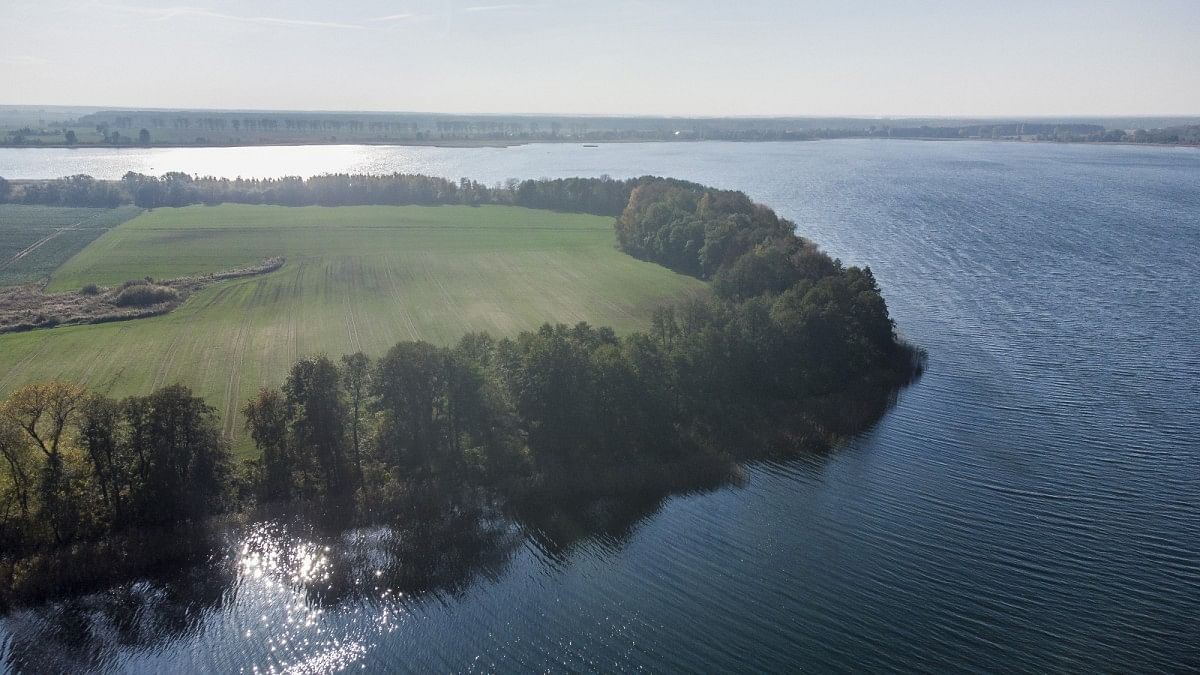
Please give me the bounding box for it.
[2,104,1200,121]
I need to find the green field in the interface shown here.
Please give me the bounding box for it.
[0,205,141,286]
[0,204,705,448]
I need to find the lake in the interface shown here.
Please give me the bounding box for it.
[1,140,1198,672]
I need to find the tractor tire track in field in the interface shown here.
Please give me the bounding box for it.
[0,340,54,391]
[558,251,648,324]
[0,212,105,271]
[421,251,468,336]
[497,251,588,326]
[151,282,233,391]
[481,253,541,326]
[542,252,640,323]
[470,253,520,334]
[289,265,301,366]
[221,281,267,439]
[152,320,191,391]
[76,326,126,388]
[0,231,67,270]
[292,260,312,359]
[344,284,368,353]
[382,260,422,341]
[339,259,365,353]
[534,252,600,323]
[355,262,387,351]
[92,326,154,396]
[195,284,242,398]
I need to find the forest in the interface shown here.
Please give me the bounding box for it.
[0,177,923,601]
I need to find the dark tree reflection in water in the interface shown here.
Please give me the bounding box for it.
[1,545,235,671]
[0,386,894,673]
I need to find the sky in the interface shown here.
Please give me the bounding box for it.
[2,0,1198,116]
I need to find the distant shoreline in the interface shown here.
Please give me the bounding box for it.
[1,136,1197,151]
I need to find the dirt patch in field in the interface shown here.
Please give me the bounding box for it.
[0,257,284,334]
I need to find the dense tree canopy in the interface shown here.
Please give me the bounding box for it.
[1,384,229,554]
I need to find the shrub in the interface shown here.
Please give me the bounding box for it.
[113,284,178,307]
[80,283,99,296]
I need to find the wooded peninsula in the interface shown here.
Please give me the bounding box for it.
[0,174,923,603]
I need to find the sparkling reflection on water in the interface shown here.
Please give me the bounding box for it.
[233,525,378,674]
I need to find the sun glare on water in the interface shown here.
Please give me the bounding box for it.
[232,524,402,673]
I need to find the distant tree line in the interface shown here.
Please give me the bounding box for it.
[4,174,128,208]
[1122,126,1200,144]
[1,172,653,215]
[6,110,1198,146]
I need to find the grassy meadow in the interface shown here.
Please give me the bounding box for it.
[0,204,705,450]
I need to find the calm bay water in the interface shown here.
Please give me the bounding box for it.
[1,140,1198,672]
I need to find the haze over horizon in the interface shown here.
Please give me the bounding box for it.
[2,0,1199,117]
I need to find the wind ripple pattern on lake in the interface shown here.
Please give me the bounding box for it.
[0,140,1197,672]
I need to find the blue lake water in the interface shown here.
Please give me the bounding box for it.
[1,140,1198,672]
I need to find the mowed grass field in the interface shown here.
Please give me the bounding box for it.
[0,204,706,449]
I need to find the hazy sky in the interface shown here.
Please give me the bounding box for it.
[2,0,1197,116]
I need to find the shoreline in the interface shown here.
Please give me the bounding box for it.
[1,136,1197,152]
